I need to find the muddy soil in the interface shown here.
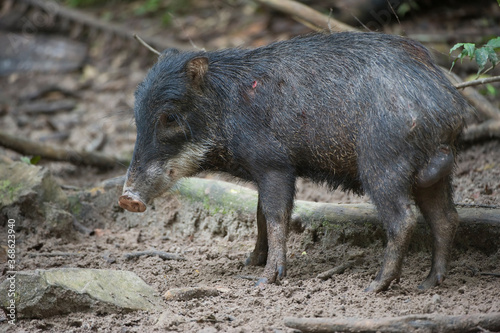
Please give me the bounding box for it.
[1,1,500,332]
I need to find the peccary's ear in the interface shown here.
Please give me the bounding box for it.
[186,56,208,87]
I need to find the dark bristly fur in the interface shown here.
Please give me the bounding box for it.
[120,32,474,292]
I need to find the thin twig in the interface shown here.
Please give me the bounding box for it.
[317,260,356,280]
[124,250,185,261]
[254,0,358,32]
[386,0,400,25]
[444,69,500,121]
[454,75,500,89]
[455,203,500,209]
[28,252,82,258]
[0,131,129,169]
[133,34,161,56]
[72,216,93,235]
[236,275,261,281]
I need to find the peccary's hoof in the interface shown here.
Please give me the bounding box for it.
[119,194,146,212]
[277,265,286,279]
[418,273,445,290]
[364,280,390,293]
[254,264,286,288]
[245,251,267,267]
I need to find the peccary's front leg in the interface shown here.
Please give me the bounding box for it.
[254,169,296,285]
[245,200,268,267]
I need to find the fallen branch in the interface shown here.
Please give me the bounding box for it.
[462,119,500,141]
[455,75,500,89]
[124,250,185,261]
[164,286,229,301]
[84,132,107,152]
[444,70,500,121]
[174,178,500,227]
[18,99,76,115]
[255,0,500,126]
[171,178,500,253]
[72,216,93,235]
[20,0,188,51]
[0,131,129,169]
[284,313,500,333]
[316,260,356,280]
[254,0,358,32]
[28,252,82,258]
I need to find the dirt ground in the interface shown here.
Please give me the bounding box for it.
[1,1,500,332]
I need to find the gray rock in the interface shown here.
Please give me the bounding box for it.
[0,268,163,319]
[431,294,441,304]
[43,203,76,238]
[156,309,185,329]
[0,159,68,218]
[0,32,87,76]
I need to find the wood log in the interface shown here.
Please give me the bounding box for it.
[254,0,358,32]
[0,131,128,170]
[173,178,499,226]
[462,119,500,141]
[19,0,188,51]
[253,0,500,126]
[284,313,500,333]
[172,178,500,253]
[445,70,500,121]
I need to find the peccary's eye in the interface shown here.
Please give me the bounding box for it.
[155,113,183,143]
[158,114,177,127]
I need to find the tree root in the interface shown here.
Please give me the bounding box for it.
[0,131,129,170]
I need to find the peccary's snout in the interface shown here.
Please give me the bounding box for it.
[119,192,147,212]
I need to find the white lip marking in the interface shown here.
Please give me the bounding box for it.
[123,141,213,204]
[163,142,212,182]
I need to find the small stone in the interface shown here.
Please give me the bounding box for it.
[431,294,441,304]
[164,286,229,301]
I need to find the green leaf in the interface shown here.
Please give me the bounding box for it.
[449,59,457,72]
[486,37,500,49]
[449,43,465,54]
[462,43,476,57]
[30,155,41,165]
[449,43,475,63]
[486,84,497,96]
[488,47,499,68]
[20,155,41,165]
[475,47,489,74]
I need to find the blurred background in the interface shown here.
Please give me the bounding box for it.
[1,1,499,330]
[0,0,499,203]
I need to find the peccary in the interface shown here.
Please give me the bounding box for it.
[119,32,472,292]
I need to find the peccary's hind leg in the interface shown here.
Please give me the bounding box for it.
[245,200,268,266]
[415,176,458,290]
[362,158,418,292]
[365,197,417,292]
